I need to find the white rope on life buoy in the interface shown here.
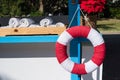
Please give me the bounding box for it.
[55,26,106,74]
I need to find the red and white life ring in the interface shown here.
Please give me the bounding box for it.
[55,26,106,75]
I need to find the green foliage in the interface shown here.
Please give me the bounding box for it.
[100,0,120,19]
[43,0,68,15]
[1,0,120,18]
[30,11,43,17]
[0,1,9,16]
[0,0,41,17]
[110,7,120,19]
[0,0,68,17]
[116,14,120,19]
[109,0,120,19]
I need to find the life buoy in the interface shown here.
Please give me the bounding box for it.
[55,26,106,75]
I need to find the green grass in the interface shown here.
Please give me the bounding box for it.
[97,19,120,34]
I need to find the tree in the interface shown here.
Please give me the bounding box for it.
[103,0,120,18]
[0,0,68,17]
[0,0,9,17]
[42,0,68,15]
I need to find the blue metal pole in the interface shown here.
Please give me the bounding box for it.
[70,38,81,80]
[68,0,81,80]
[68,0,80,26]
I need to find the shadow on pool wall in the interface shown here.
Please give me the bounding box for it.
[103,34,120,80]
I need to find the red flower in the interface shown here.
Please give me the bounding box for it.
[80,0,106,14]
